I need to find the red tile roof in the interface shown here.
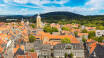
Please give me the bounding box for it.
[89,42,98,54]
[16,52,38,58]
[36,31,80,45]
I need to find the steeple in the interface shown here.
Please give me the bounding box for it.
[21,18,24,24]
[26,20,29,25]
[36,13,42,28]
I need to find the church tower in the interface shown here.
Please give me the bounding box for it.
[26,20,29,25]
[21,18,24,24]
[36,13,42,28]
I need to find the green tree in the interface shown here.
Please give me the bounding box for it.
[61,37,71,43]
[96,26,104,30]
[88,31,95,39]
[62,27,70,31]
[94,36,104,42]
[30,48,35,52]
[29,23,36,28]
[65,53,68,58]
[52,27,58,32]
[98,36,104,42]
[81,29,88,33]
[74,32,78,37]
[43,25,58,34]
[69,53,73,58]
[82,36,86,43]
[29,35,36,43]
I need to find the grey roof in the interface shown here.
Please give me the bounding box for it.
[34,44,51,50]
[92,44,104,58]
[25,40,52,50]
[53,43,84,50]
[14,48,24,56]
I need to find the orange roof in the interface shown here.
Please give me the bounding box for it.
[99,43,104,46]
[89,42,97,54]
[86,27,96,31]
[25,52,38,58]
[78,33,88,36]
[17,52,37,58]
[0,47,3,53]
[36,31,80,44]
[20,45,24,50]
[29,52,38,58]
[17,55,25,58]
[14,45,24,53]
[25,55,31,58]
[86,39,95,43]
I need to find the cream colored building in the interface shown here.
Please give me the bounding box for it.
[36,14,42,28]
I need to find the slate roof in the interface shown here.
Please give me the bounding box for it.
[14,48,24,56]
[92,44,104,58]
[53,43,84,50]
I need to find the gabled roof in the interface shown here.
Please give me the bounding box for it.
[37,31,80,44]
[16,52,38,58]
[15,48,24,56]
[78,33,88,36]
[89,42,98,54]
[86,39,95,43]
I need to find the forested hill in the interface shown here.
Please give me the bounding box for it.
[32,11,104,22]
[1,11,104,22]
[33,11,84,20]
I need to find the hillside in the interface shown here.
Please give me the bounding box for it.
[33,11,84,20]
[1,11,104,22]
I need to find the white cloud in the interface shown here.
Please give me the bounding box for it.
[14,0,28,4]
[2,0,104,15]
[53,0,69,4]
[0,4,7,7]
[86,0,104,10]
[4,0,69,5]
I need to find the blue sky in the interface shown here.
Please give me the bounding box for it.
[0,0,104,15]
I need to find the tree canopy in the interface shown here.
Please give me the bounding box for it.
[81,29,88,33]
[43,25,58,34]
[61,37,71,43]
[29,35,36,43]
[62,27,70,31]
[94,36,104,42]
[88,31,95,39]
[29,23,36,28]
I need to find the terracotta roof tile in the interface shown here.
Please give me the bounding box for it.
[86,39,95,43]
[17,55,25,58]
[89,42,97,54]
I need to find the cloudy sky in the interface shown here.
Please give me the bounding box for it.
[0,0,104,15]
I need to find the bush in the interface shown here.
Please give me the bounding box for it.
[29,24,36,28]
[69,53,73,58]
[94,36,104,42]
[81,29,88,33]
[29,35,36,43]
[82,38,86,43]
[74,32,78,37]
[43,25,58,34]
[30,48,35,52]
[88,31,95,39]
[61,37,71,43]
[62,27,70,31]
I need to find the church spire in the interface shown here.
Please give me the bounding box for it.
[36,13,42,28]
